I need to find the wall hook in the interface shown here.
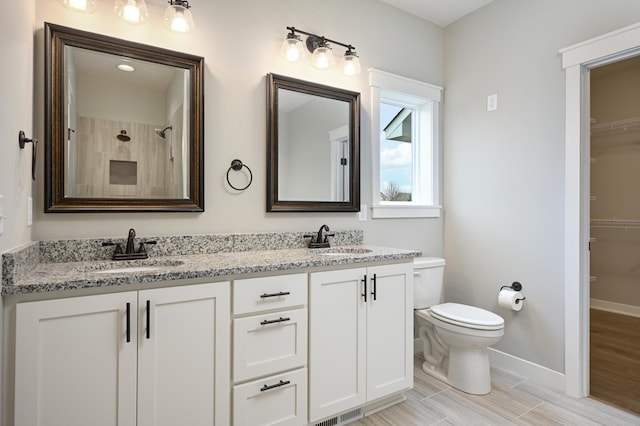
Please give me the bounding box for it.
[18,130,38,181]
[226,159,253,191]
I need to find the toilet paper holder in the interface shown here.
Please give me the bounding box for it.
[500,281,526,303]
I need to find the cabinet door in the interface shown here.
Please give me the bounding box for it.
[366,263,413,400]
[309,268,367,422]
[137,282,230,426]
[15,292,138,426]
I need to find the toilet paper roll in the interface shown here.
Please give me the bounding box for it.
[498,288,525,311]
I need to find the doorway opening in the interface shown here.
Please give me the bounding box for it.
[588,55,640,414]
[561,22,640,399]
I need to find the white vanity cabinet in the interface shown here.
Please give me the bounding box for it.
[14,282,230,426]
[232,273,308,426]
[308,263,413,423]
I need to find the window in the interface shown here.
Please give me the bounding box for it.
[370,69,442,218]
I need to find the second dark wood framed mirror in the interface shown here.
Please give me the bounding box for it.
[267,73,360,212]
[45,23,204,212]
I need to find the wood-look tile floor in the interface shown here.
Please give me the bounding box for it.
[590,308,640,415]
[352,354,640,425]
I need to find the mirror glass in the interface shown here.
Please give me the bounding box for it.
[267,74,360,212]
[45,23,204,212]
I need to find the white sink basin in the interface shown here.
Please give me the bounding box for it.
[77,259,184,274]
[94,266,164,274]
[318,248,373,256]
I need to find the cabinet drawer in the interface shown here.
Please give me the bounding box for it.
[234,273,307,315]
[233,368,307,426]
[233,309,307,382]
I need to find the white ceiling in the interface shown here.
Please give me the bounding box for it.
[148,0,492,28]
[379,0,495,27]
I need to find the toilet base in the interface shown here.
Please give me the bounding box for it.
[447,345,492,395]
[421,346,492,395]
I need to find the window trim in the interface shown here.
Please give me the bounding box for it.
[369,69,443,219]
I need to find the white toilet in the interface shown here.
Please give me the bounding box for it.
[413,257,504,395]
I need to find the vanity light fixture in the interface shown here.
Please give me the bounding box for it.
[59,0,97,13]
[281,27,360,76]
[163,0,195,33]
[114,0,149,24]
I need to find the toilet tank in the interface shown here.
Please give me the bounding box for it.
[413,257,446,309]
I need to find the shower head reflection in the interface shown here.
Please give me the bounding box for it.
[154,125,173,139]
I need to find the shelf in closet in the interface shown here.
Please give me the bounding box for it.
[591,116,640,135]
[590,218,640,229]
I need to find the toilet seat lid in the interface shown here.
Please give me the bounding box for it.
[430,303,504,329]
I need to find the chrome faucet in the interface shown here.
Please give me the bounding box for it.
[102,228,156,260]
[304,224,335,248]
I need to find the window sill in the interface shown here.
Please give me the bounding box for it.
[371,205,442,219]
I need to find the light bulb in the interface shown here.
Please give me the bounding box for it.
[171,13,188,32]
[280,36,304,62]
[311,45,334,70]
[60,0,97,13]
[123,3,140,21]
[163,2,195,33]
[340,51,361,76]
[114,0,149,24]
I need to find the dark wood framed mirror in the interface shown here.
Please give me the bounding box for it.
[44,23,204,212]
[267,73,360,212]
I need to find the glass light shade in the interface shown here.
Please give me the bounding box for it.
[340,52,361,76]
[60,0,97,13]
[280,36,305,63]
[163,4,195,33]
[311,45,334,70]
[114,0,149,24]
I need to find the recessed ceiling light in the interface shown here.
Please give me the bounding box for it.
[117,63,135,72]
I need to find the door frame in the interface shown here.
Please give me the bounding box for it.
[561,22,640,398]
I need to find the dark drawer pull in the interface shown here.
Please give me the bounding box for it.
[146,300,151,339]
[260,291,291,299]
[125,302,131,343]
[260,380,291,392]
[260,317,291,326]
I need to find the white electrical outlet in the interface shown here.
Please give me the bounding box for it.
[358,204,367,221]
[27,196,33,226]
[0,195,4,236]
[487,94,498,112]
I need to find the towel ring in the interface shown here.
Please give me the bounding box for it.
[226,159,253,191]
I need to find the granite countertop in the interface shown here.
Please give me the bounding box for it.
[2,245,420,296]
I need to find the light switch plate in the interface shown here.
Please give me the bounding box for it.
[358,204,367,221]
[0,195,4,236]
[27,196,33,226]
[487,94,498,112]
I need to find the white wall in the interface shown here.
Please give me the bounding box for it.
[30,0,444,256]
[0,1,35,423]
[444,0,640,374]
[0,1,34,254]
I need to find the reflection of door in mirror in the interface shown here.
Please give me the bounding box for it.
[329,125,349,202]
[277,88,349,202]
[63,46,190,200]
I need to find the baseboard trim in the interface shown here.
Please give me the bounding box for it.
[488,348,564,392]
[590,299,640,318]
[414,339,565,392]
